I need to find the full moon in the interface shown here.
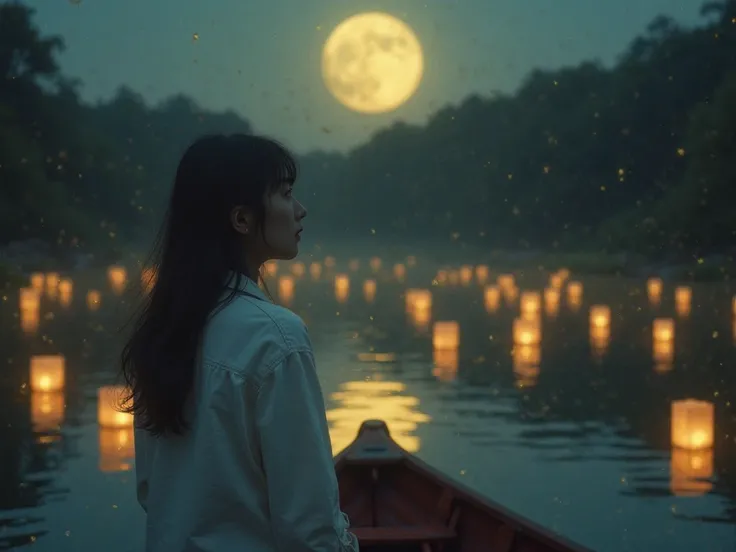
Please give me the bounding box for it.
[321,12,424,114]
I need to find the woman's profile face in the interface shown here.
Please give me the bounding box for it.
[260,180,306,260]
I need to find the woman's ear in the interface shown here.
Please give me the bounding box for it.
[230,206,252,236]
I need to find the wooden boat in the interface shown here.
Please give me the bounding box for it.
[335,420,591,552]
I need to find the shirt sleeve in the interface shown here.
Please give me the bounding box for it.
[255,349,359,552]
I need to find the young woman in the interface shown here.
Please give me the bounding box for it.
[120,134,358,551]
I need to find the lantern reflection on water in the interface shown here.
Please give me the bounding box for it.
[432,321,459,351]
[363,279,376,303]
[97,385,135,470]
[19,287,40,313]
[484,285,501,313]
[334,274,349,302]
[653,339,674,373]
[278,276,295,304]
[30,355,65,392]
[671,448,714,496]
[589,325,610,359]
[475,265,489,284]
[107,266,127,294]
[512,344,540,388]
[326,380,430,454]
[31,391,65,434]
[433,349,459,382]
[513,318,541,346]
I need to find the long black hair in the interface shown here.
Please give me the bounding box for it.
[120,134,298,436]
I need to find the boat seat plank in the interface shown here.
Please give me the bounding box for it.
[352,525,456,545]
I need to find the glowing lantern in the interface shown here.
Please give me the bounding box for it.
[87,290,101,310]
[671,400,714,450]
[653,318,675,342]
[447,270,459,285]
[459,265,473,286]
[435,270,448,285]
[484,285,501,313]
[393,263,406,281]
[406,289,431,313]
[589,306,611,329]
[513,318,541,346]
[475,265,489,284]
[278,275,295,304]
[335,274,350,302]
[432,321,459,350]
[264,261,278,276]
[520,292,541,319]
[324,256,336,269]
[567,281,583,309]
[670,448,713,497]
[98,386,133,429]
[30,355,65,392]
[107,266,127,294]
[290,262,305,278]
[498,274,514,290]
[647,277,663,303]
[363,279,376,303]
[21,313,40,334]
[30,272,45,290]
[544,288,560,316]
[503,285,518,304]
[675,286,691,316]
[46,272,60,292]
[348,259,360,271]
[31,391,65,433]
[309,262,322,280]
[432,349,459,382]
[19,287,40,313]
[58,278,73,307]
[141,267,157,293]
[369,257,381,273]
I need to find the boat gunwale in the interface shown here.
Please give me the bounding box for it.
[334,420,592,552]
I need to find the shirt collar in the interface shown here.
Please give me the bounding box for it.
[224,270,269,302]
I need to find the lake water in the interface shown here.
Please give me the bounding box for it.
[1,258,735,551]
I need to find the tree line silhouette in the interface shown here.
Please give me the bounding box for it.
[1,1,734,260]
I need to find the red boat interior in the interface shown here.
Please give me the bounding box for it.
[335,420,581,552]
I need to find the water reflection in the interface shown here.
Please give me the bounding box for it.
[326,380,430,454]
[1,262,735,551]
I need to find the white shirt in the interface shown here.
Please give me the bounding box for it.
[134,273,359,552]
